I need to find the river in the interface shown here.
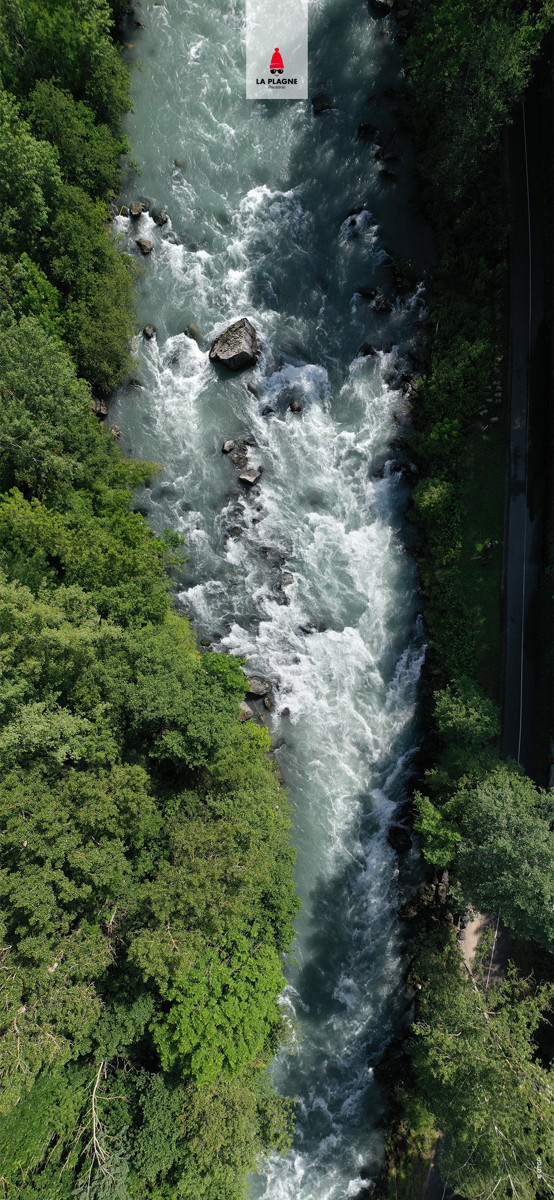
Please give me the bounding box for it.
[111,1,431,1196]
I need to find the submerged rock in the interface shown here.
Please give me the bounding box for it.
[290,398,302,413]
[368,0,394,11]
[312,91,333,115]
[209,318,259,371]
[357,121,378,141]
[185,323,202,343]
[387,825,412,854]
[136,237,153,255]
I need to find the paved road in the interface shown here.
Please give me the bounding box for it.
[501,99,546,775]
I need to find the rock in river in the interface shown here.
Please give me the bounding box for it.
[239,467,262,486]
[209,318,259,371]
[247,676,273,697]
[136,237,153,255]
[312,92,333,115]
[387,825,412,854]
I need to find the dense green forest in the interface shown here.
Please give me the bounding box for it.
[379,1,554,1196]
[0,3,297,1197]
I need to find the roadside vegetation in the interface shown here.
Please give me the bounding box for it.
[378,1,554,1196]
[0,3,298,1197]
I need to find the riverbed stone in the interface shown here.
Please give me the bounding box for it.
[312,92,333,115]
[357,121,378,141]
[239,701,254,721]
[143,325,156,339]
[239,467,262,486]
[247,676,273,697]
[209,318,260,371]
[152,208,169,226]
[185,323,202,343]
[368,0,394,13]
[290,398,302,413]
[222,439,236,453]
[91,396,108,420]
[387,825,412,854]
[129,201,144,217]
[136,237,153,255]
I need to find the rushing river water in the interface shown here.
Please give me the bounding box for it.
[112,1,432,1196]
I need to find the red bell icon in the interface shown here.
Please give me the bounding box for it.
[270,47,284,74]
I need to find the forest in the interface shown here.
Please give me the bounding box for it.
[379,1,554,1196]
[0,2,297,1196]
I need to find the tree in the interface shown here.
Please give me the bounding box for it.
[453,764,554,947]
[412,935,554,1200]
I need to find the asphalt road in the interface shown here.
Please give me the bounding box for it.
[501,98,548,777]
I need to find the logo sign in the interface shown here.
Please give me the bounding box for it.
[246,0,308,99]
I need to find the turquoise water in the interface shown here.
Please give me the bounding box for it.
[111,1,431,1195]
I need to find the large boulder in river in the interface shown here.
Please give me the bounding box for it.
[209,318,259,371]
[136,237,153,255]
[247,676,273,698]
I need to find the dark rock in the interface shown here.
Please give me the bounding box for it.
[261,405,275,417]
[387,825,412,854]
[134,19,146,27]
[129,378,143,387]
[209,317,260,371]
[312,91,333,115]
[299,622,315,634]
[222,439,236,454]
[281,573,294,586]
[136,237,153,255]
[368,0,394,13]
[246,382,259,396]
[239,467,262,486]
[92,396,108,420]
[437,883,448,905]
[227,526,243,539]
[174,157,185,168]
[263,696,273,710]
[357,121,378,141]
[129,201,144,218]
[280,706,290,717]
[356,285,377,300]
[247,676,273,697]
[152,208,169,226]
[119,204,129,217]
[359,343,376,356]
[200,639,211,647]
[143,325,156,339]
[379,168,397,182]
[232,453,248,469]
[239,701,254,721]
[290,398,302,413]
[111,426,121,439]
[373,291,393,313]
